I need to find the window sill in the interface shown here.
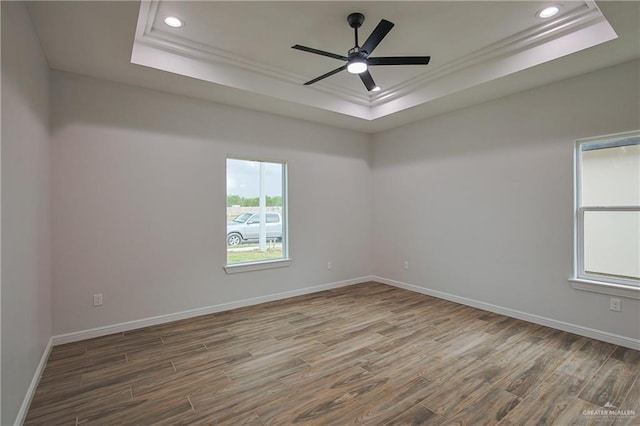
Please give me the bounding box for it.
[224,258,291,274]
[569,278,640,300]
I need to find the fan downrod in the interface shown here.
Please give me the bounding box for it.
[347,13,365,29]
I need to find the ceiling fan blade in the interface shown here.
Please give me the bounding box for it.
[304,65,348,85]
[292,45,348,61]
[361,19,394,56]
[359,70,377,91]
[368,56,431,66]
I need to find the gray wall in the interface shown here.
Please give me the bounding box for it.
[50,71,373,335]
[373,60,640,342]
[1,2,52,424]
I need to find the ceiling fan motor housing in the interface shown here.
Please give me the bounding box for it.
[348,46,367,60]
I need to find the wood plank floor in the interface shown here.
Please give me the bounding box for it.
[25,282,639,425]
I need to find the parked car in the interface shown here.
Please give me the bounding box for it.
[227,212,282,246]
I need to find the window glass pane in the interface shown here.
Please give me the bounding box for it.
[584,210,640,280]
[226,158,285,265]
[581,143,640,206]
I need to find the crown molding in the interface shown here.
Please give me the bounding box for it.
[370,2,608,105]
[136,0,370,106]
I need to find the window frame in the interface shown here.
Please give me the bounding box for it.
[223,156,290,274]
[571,131,640,299]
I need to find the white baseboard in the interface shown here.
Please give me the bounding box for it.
[373,276,640,350]
[52,274,639,350]
[14,337,53,426]
[52,276,375,346]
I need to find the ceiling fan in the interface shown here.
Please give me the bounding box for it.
[292,13,431,92]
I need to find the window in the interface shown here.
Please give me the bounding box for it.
[573,131,639,295]
[225,157,289,273]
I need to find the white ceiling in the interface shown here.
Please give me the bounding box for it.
[27,1,640,133]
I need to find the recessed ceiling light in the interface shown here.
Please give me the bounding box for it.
[164,16,183,28]
[371,86,381,92]
[537,6,560,19]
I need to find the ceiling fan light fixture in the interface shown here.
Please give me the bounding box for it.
[347,60,367,74]
[163,16,183,28]
[293,13,430,91]
[537,6,560,19]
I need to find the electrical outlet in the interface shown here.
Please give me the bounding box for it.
[93,293,103,307]
[327,261,332,270]
[404,261,409,270]
[610,298,621,312]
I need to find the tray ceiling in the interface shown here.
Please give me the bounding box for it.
[26,1,639,132]
[132,1,616,120]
